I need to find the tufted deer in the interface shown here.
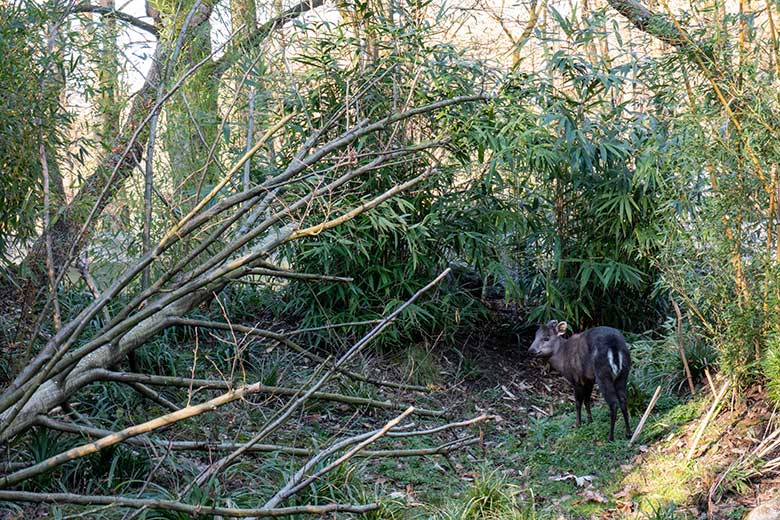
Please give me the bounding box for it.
[528,320,631,441]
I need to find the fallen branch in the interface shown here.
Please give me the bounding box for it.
[94,369,444,416]
[266,407,416,507]
[0,380,295,488]
[629,385,662,446]
[125,382,179,412]
[0,490,378,517]
[246,267,353,283]
[191,269,452,487]
[687,379,730,460]
[272,406,414,507]
[37,415,488,458]
[169,318,429,392]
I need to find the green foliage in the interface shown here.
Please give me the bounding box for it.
[642,503,692,520]
[0,1,74,258]
[762,329,780,406]
[266,3,497,350]
[432,471,536,520]
[628,321,716,401]
[397,344,439,387]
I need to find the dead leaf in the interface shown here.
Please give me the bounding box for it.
[405,484,422,506]
[579,489,608,503]
[613,486,633,499]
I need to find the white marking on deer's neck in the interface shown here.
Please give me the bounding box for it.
[607,350,620,377]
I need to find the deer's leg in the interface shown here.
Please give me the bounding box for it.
[597,374,619,441]
[584,382,594,424]
[615,375,631,439]
[574,385,586,427]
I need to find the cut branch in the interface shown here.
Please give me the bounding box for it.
[169,317,429,392]
[266,407,415,507]
[93,369,444,416]
[0,491,378,517]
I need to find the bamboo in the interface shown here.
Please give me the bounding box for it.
[629,386,662,445]
[672,299,696,396]
[687,380,730,460]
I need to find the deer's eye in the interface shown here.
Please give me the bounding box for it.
[542,337,549,341]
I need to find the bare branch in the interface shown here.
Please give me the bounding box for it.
[171,317,430,393]
[93,369,444,416]
[72,3,159,36]
[244,267,353,283]
[213,0,326,78]
[190,269,452,487]
[267,407,415,507]
[0,491,378,517]
[124,383,179,412]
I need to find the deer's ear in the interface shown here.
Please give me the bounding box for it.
[546,320,558,330]
[556,321,568,336]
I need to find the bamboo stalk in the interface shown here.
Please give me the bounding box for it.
[704,368,716,396]
[687,380,730,460]
[629,386,662,445]
[671,299,695,396]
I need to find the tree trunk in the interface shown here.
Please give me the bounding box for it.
[19,51,161,290]
[159,0,220,205]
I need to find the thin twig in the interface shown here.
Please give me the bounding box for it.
[268,407,415,506]
[192,269,452,488]
[93,369,443,416]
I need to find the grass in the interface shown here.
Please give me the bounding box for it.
[430,470,536,519]
[6,324,737,520]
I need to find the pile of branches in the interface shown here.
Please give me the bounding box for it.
[0,11,489,513]
[0,93,489,513]
[0,268,488,515]
[0,0,493,512]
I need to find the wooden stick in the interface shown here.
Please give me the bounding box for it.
[266,407,416,507]
[687,379,730,460]
[0,490,378,517]
[704,367,717,396]
[629,385,662,445]
[0,381,275,488]
[94,369,443,417]
[672,299,696,396]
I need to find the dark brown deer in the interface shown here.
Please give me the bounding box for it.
[528,320,631,441]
